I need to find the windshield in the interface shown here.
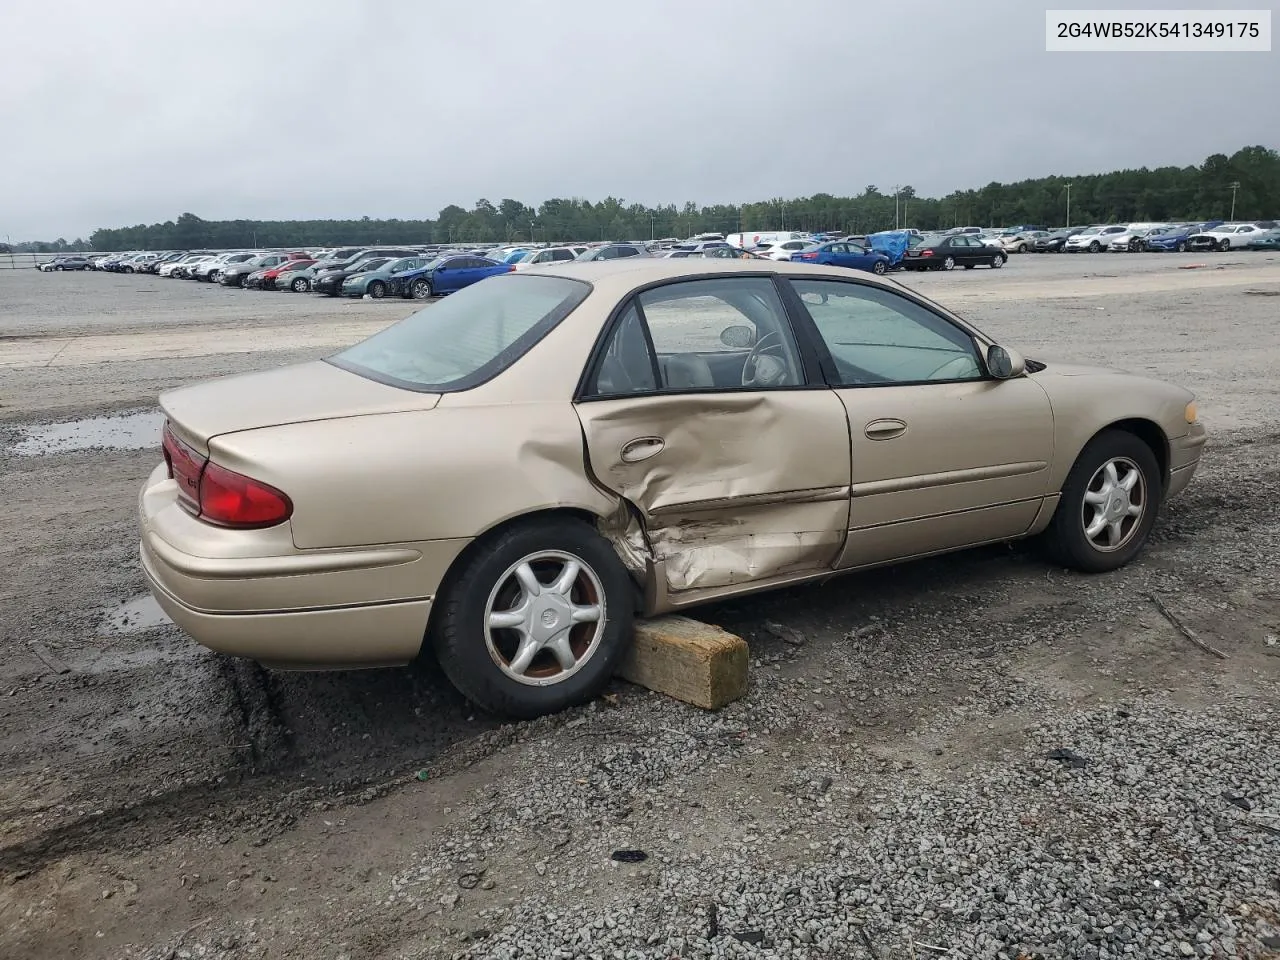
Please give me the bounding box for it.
[330,275,591,392]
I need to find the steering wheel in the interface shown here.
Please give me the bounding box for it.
[741,331,790,387]
[926,355,977,380]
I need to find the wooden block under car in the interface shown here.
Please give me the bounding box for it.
[616,615,749,710]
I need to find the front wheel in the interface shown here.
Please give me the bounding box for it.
[1088,241,1100,253]
[1176,241,1186,253]
[367,280,386,299]
[1040,429,1161,573]
[411,278,432,299]
[1218,238,1231,252]
[990,255,1003,268]
[431,518,635,719]
[872,260,887,275]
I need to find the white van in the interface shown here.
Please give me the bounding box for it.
[726,231,809,249]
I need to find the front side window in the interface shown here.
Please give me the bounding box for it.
[331,274,590,393]
[789,279,983,386]
[586,277,804,396]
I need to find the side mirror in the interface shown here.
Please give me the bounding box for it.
[987,344,1026,379]
[720,324,757,349]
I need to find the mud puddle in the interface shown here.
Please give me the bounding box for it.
[98,594,172,635]
[8,410,163,456]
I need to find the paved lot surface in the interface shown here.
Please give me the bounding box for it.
[1,253,1278,959]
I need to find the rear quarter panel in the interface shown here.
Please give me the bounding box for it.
[208,403,616,550]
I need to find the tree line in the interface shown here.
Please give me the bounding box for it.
[5,145,1275,254]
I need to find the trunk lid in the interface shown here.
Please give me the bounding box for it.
[160,360,439,450]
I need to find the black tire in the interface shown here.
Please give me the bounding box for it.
[1176,241,1186,253]
[942,256,956,271]
[431,517,635,719]
[1218,238,1231,252]
[990,255,1003,269]
[123,266,134,274]
[367,280,386,299]
[1041,429,1162,573]
[411,278,432,299]
[291,277,309,292]
[872,260,887,275]
[1088,241,1100,253]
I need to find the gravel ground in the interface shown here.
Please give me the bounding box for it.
[1,255,1278,960]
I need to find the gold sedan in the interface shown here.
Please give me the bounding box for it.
[139,259,1206,718]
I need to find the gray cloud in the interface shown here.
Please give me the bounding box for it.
[1,0,1275,240]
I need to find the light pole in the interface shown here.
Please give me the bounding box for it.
[529,220,535,244]
[893,184,901,230]
[1229,181,1241,220]
[650,214,655,242]
[1064,182,1072,228]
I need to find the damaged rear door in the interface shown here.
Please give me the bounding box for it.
[573,275,852,602]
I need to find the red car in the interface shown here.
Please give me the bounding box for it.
[246,258,315,290]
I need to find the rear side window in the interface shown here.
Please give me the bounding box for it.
[330,275,590,393]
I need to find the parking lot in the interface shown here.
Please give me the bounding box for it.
[2,252,1279,959]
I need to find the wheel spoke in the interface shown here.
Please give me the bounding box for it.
[1126,503,1143,517]
[514,562,542,597]
[551,560,580,598]
[1085,510,1108,539]
[1119,469,1139,493]
[1105,520,1124,547]
[1102,461,1119,487]
[507,635,542,676]
[571,603,602,624]
[545,633,577,671]
[488,608,527,630]
[1083,488,1108,505]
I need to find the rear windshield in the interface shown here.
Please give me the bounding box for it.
[328,274,591,392]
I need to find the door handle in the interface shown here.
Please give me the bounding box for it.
[620,437,665,463]
[865,418,907,441]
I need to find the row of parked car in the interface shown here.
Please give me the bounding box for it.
[48,235,910,296]
[982,220,1280,254]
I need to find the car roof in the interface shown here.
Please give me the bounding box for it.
[535,255,905,298]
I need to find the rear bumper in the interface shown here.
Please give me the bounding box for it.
[137,463,464,668]
[1167,421,1207,500]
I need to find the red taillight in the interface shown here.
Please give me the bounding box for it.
[162,423,204,511]
[921,249,935,256]
[800,252,818,260]
[161,421,291,528]
[199,461,293,528]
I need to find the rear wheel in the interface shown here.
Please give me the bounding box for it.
[411,278,432,299]
[1041,429,1161,573]
[367,280,386,299]
[123,266,134,274]
[432,518,634,719]
[942,256,956,270]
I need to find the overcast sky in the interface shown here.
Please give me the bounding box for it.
[1,0,1275,240]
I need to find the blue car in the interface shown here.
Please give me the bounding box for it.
[1144,222,1221,253]
[391,254,513,300]
[791,240,891,274]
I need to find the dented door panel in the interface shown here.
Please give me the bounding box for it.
[575,391,852,593]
